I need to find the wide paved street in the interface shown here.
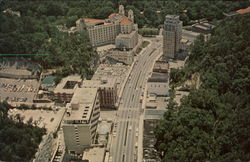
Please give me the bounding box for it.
[110,37,163,162]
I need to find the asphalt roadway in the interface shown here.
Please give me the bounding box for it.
[110,37,163,162]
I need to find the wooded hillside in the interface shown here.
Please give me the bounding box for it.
[155,14,250,161]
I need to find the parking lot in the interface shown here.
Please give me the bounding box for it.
[8,108,66,133]
[0,78,40,103]
[143,120,161,161]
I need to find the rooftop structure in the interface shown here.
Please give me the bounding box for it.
[65,87,98,121]
[53,75,82,103]
[92,63,129,79]
[81,78,118,109]
[92,63,129,94]
[82,78,117,89]
[148,72,169,83]
[153,60,169,73]
[191,21,215,34]
[54,75,81,94]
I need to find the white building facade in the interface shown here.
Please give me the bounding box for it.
[147,73,169,96]
[63,88,100,155]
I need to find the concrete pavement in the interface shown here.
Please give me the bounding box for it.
[110,37,163,162]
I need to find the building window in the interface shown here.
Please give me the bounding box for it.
[70,151,75,154]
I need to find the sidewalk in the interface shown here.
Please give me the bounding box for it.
[137,49,162,162]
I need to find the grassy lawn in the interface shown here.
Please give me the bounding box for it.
[142,41,150,48]
[136,41,150,54]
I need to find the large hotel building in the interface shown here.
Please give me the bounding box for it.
[163,15,182,59]
[76,5,138,49]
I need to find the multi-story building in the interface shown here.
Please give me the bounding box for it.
[191,20,215,35]
[162,15,182,59]
[147,72,169,96]
[81,78,118,109]
[147,59,169,96]
[153,60,169,73]
[107,49,134,65]
[53,75,82,103]
[92,63,129,95]
[76,5,138,49]
[115,30,138,49]
[62,87,100,155]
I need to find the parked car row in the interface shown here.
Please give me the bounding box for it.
[1,83,37,93]
[6,97,28,102]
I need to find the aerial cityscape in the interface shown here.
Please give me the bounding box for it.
[0,1,250,162]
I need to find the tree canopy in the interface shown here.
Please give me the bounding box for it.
[0,101,46,161]
[0,1,98,79]
[155,14,250,161]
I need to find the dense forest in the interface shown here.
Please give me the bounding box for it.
[0,1,98,79]
[155,14,250,161]
[0,101,46,161]
[0,0,249,78]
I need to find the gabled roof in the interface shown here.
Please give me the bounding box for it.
[120,16,132,25]
[108,13,117,19]
[108,13,132,25]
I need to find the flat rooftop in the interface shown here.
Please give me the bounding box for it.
[92,64,129,85]
[182,29,200,42]
[144,109,168,120]
[82,147,105,162]
[181,38,192,46]
[148,72,168,83]
[8,108,65,133]
[145,95,168,111]
[54,75,81,94]
[116,30,137,39]
[64,87,98,121]
[153,60,169,72]
[82,78,117,88]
